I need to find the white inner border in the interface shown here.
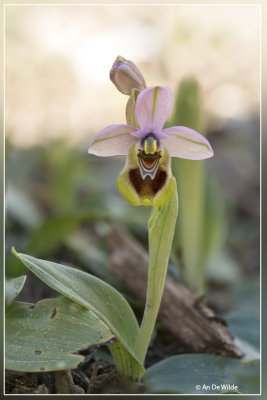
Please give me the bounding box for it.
[3,3,262,397]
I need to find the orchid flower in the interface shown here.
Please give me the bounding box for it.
[86,58,215,387]
[88,85,213,207]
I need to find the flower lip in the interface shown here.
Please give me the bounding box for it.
[138,152,161,180]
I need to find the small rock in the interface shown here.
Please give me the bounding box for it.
[75,384,85,394]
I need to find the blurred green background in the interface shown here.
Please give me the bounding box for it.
[5,4,260,366]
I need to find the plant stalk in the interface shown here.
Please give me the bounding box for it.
[109,341,144,392]
[134,189,178,364]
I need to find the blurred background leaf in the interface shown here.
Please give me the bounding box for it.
[169,77,226,296]
[5,275,27,306]
[142,354,259,394]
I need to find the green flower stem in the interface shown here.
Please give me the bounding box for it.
[134,188,178,364]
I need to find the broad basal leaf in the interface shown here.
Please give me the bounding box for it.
[12,249,144,377]
[142,354,260,394]
[6,296,115,372]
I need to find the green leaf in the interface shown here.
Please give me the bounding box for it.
[25,212,109,257]
[24,209,150,259]
[6,296,115,372]
[12,248,144,379]
[66,233,123,290]
[142,354,260,394]
[169,77,205,133]
[170,78,206,296]
[6,184,43,229]
[5,275,27,305]
[173,158,205,294]
[206,250,241,284]
[224,278,260,357]
[169,77,225,296]
[227,312,260,352]
[45,140,85,213]
[201,175,226,264]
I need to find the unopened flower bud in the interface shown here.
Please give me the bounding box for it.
[110,56,146,95]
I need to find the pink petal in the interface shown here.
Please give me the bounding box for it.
[162,126,214,160]
[135,86,174,132]
[88,124,139,156]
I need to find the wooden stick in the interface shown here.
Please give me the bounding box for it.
[54,370,76,394]
[104,223,243,358]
